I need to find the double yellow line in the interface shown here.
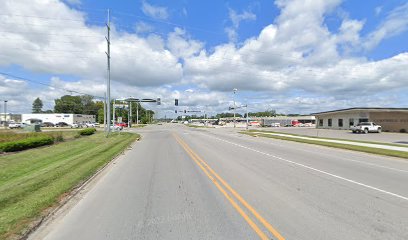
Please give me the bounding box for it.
[174,134,285,240]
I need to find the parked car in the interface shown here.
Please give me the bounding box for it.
[351,122,382,133]
[110,125,123,131]
[9,122,24,129]
[55,122,69,127]
[85,122,95,128]
[71,123,82,128]
[42,122,55,127]
[115,122,128,128]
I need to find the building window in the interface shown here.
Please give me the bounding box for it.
[319,119,323,126]
[349,118,354,126]
[359,118,368,123]
[328,119,332,127]
[338,119,343,127]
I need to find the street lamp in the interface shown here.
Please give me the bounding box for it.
[233,88,237,128]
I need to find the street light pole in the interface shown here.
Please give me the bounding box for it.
[246,104,249,130]
[233,88,237,128]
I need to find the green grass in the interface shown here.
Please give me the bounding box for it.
[0,132,139,239]
[0,130,79,143]
[131,124,147,128]
[247,129,408,148]
[241,132,408,159]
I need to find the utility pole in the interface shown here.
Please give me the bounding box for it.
[136,100,139,125]
[105,9,111,136]
[3,100,7,129]
[128,101,132,128]
[103,92,107,131]
[112,99,115,132]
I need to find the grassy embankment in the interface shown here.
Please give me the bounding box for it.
[241,131,408,159]
[0,131,139,239]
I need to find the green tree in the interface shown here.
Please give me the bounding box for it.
[32,97,43,113]
[54,95,83,113]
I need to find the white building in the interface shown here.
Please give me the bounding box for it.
[22,113,95,125]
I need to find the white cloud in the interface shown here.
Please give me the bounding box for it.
[364,3,408,50]
[167,28,203,59]
[0,0,182,88]
[135,21,154,33]
[141,1,169,20]
[225,8,256,42]
[1,0,408,116]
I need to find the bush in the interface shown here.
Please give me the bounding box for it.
[400,129,407,133]
[0,136,54,153]
[78,128,96,136]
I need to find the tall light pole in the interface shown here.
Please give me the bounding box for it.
[3,100,7,129]
[233,88,237,128]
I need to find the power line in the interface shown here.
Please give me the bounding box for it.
[0,30,102,38]
[0,14,105,23]
[0,72,104,99]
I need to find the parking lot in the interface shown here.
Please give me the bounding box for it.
[258,127,408,145]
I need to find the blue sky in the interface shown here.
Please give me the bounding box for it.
[1,0,408,116]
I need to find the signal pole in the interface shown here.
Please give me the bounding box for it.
[105,9,111,135]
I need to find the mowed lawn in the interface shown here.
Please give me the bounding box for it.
[0,132,139,239]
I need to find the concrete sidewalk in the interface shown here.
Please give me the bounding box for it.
[250,131,408,152]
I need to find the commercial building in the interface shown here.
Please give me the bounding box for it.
[261,116,316,127]
[0,113,22,126]
[22,113,95,125]
[313,108,408,132]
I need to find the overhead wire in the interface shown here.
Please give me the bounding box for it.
[0,72,104,99]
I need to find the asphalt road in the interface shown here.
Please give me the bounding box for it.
[259,126,408,145]
[30,124,408,240]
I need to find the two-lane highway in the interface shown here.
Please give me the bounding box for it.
[30,124,408,240]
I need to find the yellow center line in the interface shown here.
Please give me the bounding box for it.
[174,133,285,240]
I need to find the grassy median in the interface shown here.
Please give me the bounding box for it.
[241,131,408,159]
[0,132,139,239]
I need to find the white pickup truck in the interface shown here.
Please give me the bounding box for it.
[351,122,382,134]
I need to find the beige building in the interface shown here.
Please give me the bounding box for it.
[312,108,408,133]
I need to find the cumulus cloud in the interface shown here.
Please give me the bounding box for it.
[0,0,182,88]
[225,8,256,42]
[1,0,408,115]
[141,1,169,20]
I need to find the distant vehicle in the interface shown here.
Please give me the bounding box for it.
[55,122,69,127]
[291,120,301,127]
[351,122,382,134]
[110,125,123,131]
[93,122,100,127]
[271,123,280,127]
[9,123,24,129]
[115,122,128,128]
[71,123,82,128]
[183,121,189,124]
[42,122,55,127]
[85,122,95,128]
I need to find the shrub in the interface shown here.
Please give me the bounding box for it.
[400,129,407,133]
[78,128,96,136]
[0,136,54,153]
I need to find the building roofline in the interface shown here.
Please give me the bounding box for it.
[312,107,408,115]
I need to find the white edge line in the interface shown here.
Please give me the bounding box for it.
[210,135,408,202]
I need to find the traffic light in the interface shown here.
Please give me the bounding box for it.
[184,110,187,113]
[157,98,161,105]
[175,99,179,106]
[175,110,177,113]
